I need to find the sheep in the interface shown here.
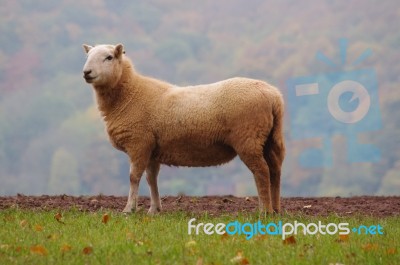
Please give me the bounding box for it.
[82,43,285,214]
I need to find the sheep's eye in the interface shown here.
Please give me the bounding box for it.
[105,55,113,61]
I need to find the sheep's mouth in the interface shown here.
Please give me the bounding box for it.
[84,75,97,83]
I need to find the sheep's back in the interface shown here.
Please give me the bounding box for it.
[152,77,281,145]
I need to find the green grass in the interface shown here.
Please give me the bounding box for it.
[0,208,398,264]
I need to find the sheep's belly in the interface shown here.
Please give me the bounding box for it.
[154,143,237,167]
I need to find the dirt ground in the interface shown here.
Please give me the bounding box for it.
[1,195,399,217]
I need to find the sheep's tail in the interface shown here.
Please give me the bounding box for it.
[263,96,285,167]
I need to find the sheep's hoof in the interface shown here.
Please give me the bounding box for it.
[147,207,161,215]
[258,205,274,215]
[122,207,132,214]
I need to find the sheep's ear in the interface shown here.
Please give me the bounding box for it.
[114,43,124,58]
[83,44,93,54]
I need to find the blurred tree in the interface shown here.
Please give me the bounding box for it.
[48,148,80,195]
[377,161,400,195]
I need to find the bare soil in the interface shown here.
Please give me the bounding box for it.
[0,195,399,217]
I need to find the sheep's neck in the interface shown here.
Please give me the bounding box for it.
[94,61,171,119]
[95,87,129,118]
[94,77,136,120]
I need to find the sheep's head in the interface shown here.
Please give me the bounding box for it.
[82,44,125,87]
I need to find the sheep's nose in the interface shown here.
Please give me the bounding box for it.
[83,70,92,76]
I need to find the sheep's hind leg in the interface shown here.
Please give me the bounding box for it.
[263,133,285,213]
[123,161,146,213]
[264,150,284,214]
[239,153,273,214]
[146,160,161,215]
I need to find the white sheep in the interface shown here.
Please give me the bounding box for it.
[82,43,285,214]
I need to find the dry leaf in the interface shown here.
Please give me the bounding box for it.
[0,244,10,250]
[102,213,109,224]
[47,234,58,240]
[30,245,48,256]
[82,246,93,255]
[196,257,204,265]
[230,251,250,264]
[34,224,43,232]
[283,235,296,245]
[135,240,144,246]
[221,233,229,240]
[255,234,268,240]
[387,248,396,255]
[20,219,28,228]
[3,215,15,222]
[185,240,198,255]
[185,240,197,248]
[54,212,65,224]
[362,243,379,251]
[61,244,72,253]
[337,234,349,242]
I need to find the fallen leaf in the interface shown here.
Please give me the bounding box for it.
[283,235,296,245]
[54,213,65,224]
[255,234,268,240]
[220,233,229,240]
[336,234,349,242]
[30,245,48,256]
[0,244,10,250]
[20,220,28,228]
[230,251,250,264]
[362,243,379,251]
[196,257,204,265]
[346,252,356,258]
[61,244,72,253]
[82,246,93,255]
[135,240,144,246]
[47,234,58,240]
[185,240,198,255]
[102,213,109,224]
[34,224,43,232]
[185,240,197,248]
[3,215,14,222]
[387,248,396,255]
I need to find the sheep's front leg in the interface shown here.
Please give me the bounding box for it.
[146,159,161,215]
[123,161,146,213]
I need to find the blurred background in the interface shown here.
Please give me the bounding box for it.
[0,0,399,197]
